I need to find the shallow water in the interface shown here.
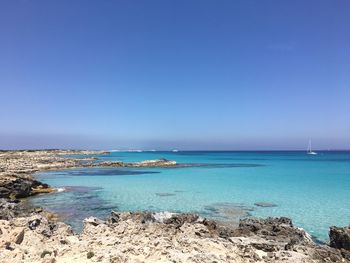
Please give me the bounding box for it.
[31,151,350,241]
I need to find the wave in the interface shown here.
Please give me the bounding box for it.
[56,187,66,193]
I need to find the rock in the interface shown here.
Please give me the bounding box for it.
[0,150,178,202]
[97,159,178,168]
[0,187,10,197]
[284,237,299,250]
[108,211,120,224]
[329,226,350,250]
[312,245,349,262]
[251,242,276,252]
[84,217,104,226]
[32,207,43,213]
[128,159,177,167]
[3,179,32,198]
[0,199,16,219]
[87,251,94,259]
[202,218,218,231]
[0,178,54,199]
[254,202,277,207]
[0,150,101,199]
[95,161,123,167]
[231,217,313,247]
[15,228,25,244]
[40,250,52,258]
[0,224,25,246]
[31,186,55,194]
[141,212,156,223]
[155,192,176,197]
[163,213,199,227]
[0,212,349,262]
[28,218,41,230]
[0,198,30,219]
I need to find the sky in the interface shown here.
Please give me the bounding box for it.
[0,0,349,150]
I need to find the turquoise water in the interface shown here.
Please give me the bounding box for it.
[32,151,350,241]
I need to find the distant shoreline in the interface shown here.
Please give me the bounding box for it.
[1,149,350,152]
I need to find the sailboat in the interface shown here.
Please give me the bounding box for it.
[307,139,317,155]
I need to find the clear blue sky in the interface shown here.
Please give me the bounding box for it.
[0,0,349,150]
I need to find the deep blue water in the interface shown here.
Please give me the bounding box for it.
[31,151,350,241]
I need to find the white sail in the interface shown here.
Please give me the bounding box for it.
[307,139,317,155]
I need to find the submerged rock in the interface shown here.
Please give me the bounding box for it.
[155,192,176,197]
[254,202,277,207]
[203,202,253,225]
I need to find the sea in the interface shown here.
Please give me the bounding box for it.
[31,151,350,242]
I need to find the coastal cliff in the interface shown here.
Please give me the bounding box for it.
[0,150,349,263]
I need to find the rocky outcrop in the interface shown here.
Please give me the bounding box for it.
[0,150,178,199]
[328,227,350,263]
[0,199,24,220]
[0,179,53,199]
[231,217,311,242]
[1,212,349,263]
[329,226,350,251]
[0,150,98,198]
[96,158,178,168]
[127,158,177,167]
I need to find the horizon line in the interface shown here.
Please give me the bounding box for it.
[1,148,350,152]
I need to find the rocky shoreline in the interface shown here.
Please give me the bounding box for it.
[0,150,349,262]
[1,210,349,263]
[0,150,177,199]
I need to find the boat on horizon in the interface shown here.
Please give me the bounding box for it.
[307,139,317,155]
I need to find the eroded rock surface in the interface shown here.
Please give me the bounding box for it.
[330,226,350,251]
[329,226,350,261]
[0,150,177,199]
[96,158,177,168]
[0,150,98,198]
[0,212,349,263]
